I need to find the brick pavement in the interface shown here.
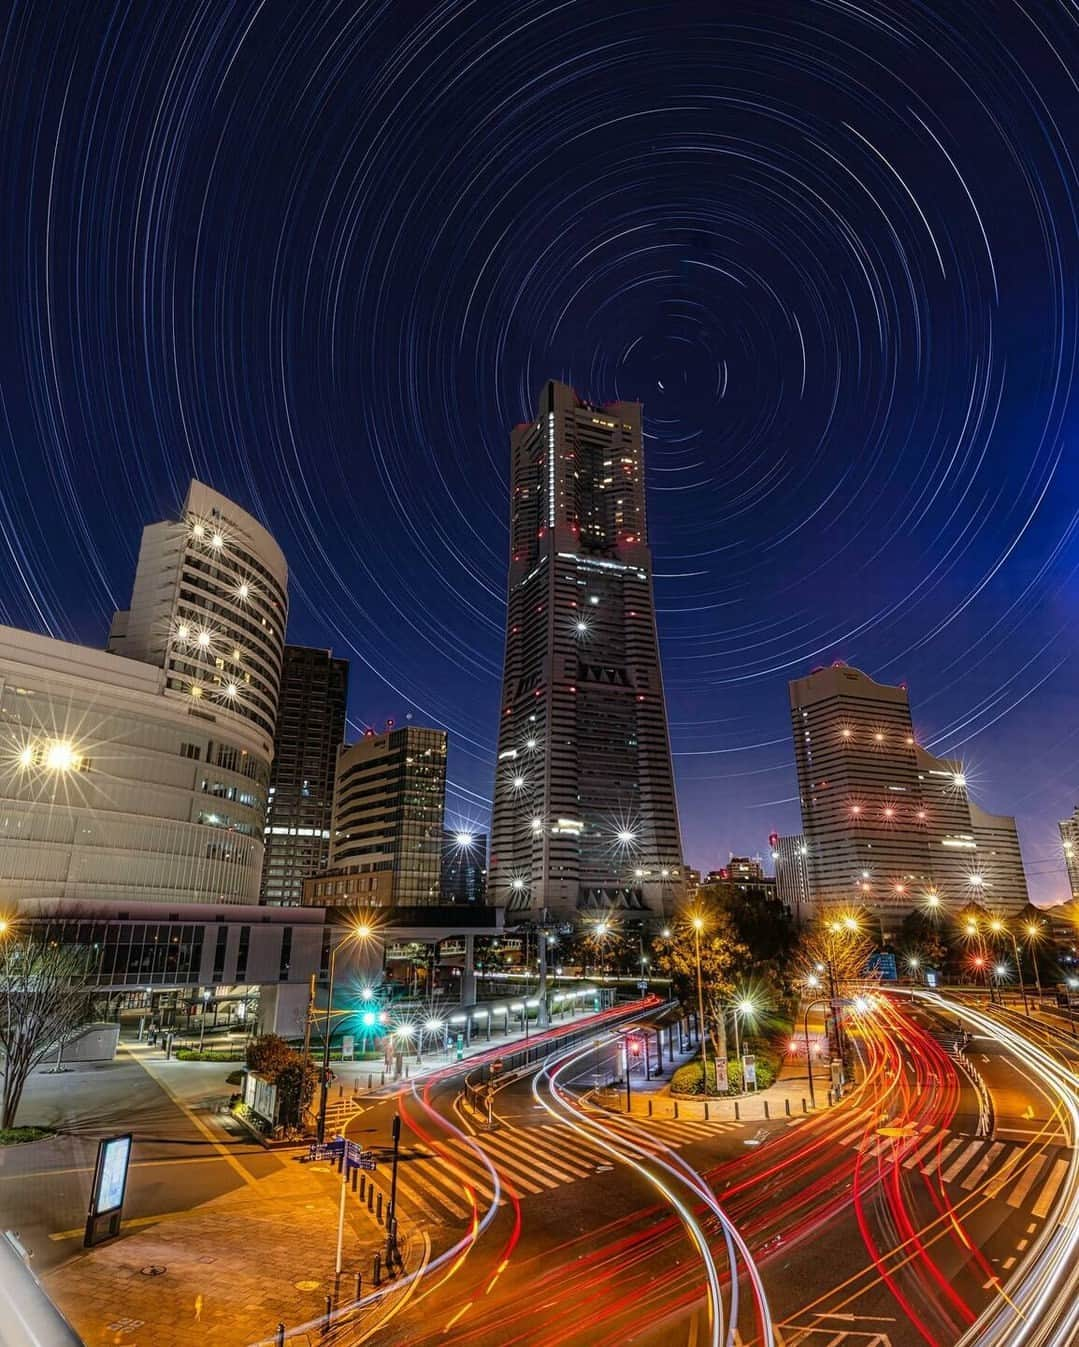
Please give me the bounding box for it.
[45,1159,408,1347]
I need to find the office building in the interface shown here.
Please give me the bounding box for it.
[440,828,487,904]
[0,625,267,907]
[1059,807,1079,898]
[261,646,349,905]
[109,478,288,754]
[789,665,1029,921]
[304,724,447,908]
[488,380,684,922]
[771,834,812,915]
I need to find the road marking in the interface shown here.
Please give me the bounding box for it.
[921,1138,963,1176]
[121,1046,259,1188]
[50,1209,191,1241]
[984,1148,1023,1198]
[902,1133,946,1170]
[960,1142,1004,1189]
[942,1140,983,1183]
[1031,1157,1069,1219]
[1006,1155,1047,1210]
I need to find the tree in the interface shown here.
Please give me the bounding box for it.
[656,905,749,1062]
[0,938,94,1128]
[898,909,951,974]
[245,1034,317,1130]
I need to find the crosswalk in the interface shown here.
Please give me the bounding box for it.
[361,1115,742,1225]
[829,1121,1072,1221]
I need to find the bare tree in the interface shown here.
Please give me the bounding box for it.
[0,938,94,1128]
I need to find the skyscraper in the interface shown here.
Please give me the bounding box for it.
[109,478,288,764]
[489,380,684,922]
[1058,806,1079,898]
[260,646,349,905]
[304,724,447,908]
[440,829,487,904]
[789,664,1029,922]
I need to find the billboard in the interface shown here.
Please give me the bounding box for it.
[84,1133,133,1247]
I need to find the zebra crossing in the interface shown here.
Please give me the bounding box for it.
[363,1115,742,1225]
[830,1122,1072,1220]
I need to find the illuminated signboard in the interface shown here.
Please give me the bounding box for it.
[84,1133,133,1247]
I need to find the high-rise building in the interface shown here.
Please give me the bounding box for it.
[304,724,447,908]
[440,828,487,904]
[489,380,684,922]
[109,478,288,756]
[789,665,1029,921]
[771,834,812,915]
[1060,807,1079,898]
[260,646,349,905]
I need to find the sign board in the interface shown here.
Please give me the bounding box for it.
[867,951,898,982]
[742,1055,757,1090]
[455,1032,464,1061]
[342,1035,355,1061]
[714,1056,730,1093]
[243,1071,278,1125]
[926,971,938,988]
[84,1134,132,1247]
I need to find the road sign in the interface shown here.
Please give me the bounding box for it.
[342,1034,355,1061]
[344,1139,376,1171]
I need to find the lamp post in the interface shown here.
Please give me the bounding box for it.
[198,989,211,1051]
[1025,921,1045,1002]
[990,919,1029,1015]
[692,915,710,1094]
[802,995,830,1109]
[317,920,374,1144]
[732,996,757,1089]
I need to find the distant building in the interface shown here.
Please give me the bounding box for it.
[772,834,812,915]
[304,724,447,908]
[709,856,764,883]
[789,665,1029,922]
[488,380,684,922]
[440,829,487,904]
[1059,806,1079,897]
[261,646,348,905]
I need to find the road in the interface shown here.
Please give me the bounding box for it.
[335,992,1079,1347]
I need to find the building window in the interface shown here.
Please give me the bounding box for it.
[279,927,292,981]
[236,925,251,981]
[212,925,229,981]
[180,742,202,760]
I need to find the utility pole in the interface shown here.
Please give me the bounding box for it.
[302,973,316,1062]
[386,1114,402,1268]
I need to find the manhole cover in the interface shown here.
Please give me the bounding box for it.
[140,1265,167,1277]
[295,1280,321,1291]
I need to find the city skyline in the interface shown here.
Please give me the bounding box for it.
[1,3,1075,904]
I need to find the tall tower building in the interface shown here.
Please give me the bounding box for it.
[1058,806,1079,897]
[260,646,349,905]
[109,479,288,761]
[304,724,447,908]
[441,829,487,904]
[789,664,1028,922]
[489,380,684,922]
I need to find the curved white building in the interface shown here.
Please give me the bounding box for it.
[0,625,267,905]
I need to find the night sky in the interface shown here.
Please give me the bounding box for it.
[0,2,1075,902]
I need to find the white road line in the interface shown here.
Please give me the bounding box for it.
[489,1128,597,1178]
[1006,1155,1048,1210]
[1031,1157,1069,1219]
[942,1140,984,1183]
[903,1132,947,1170]
[922,1138,963,1176]
[983,1148,1024,1198]
[960,1141,1004,1190]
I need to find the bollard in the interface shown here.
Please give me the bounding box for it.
[276,1324,285,1347]
[673,1100,679,1120]
[368,1072,373,1089]
[647,1099,653,1118]
[350,1167,358,1193]
[354,1272,363,1303]
[703,1101,709,1122]
[322,1293,332,1336]
[763,1100,770,1120]
[380,1071,385,1086]
[802,1096,808,1113]
[373,1252,382,1287]
[367,1185,374,1211]
[734,1100,740,1121]
[785,1098,791,1116]
[376,1192,383,1222]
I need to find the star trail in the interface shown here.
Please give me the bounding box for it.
[0,1,1075,898]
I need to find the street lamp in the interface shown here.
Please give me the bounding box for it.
[732,996,757,1086]
[1024,921,1045,1000]
[691,914,710,1094]
[989,917,1029,1014]
[317,919,376,1143]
